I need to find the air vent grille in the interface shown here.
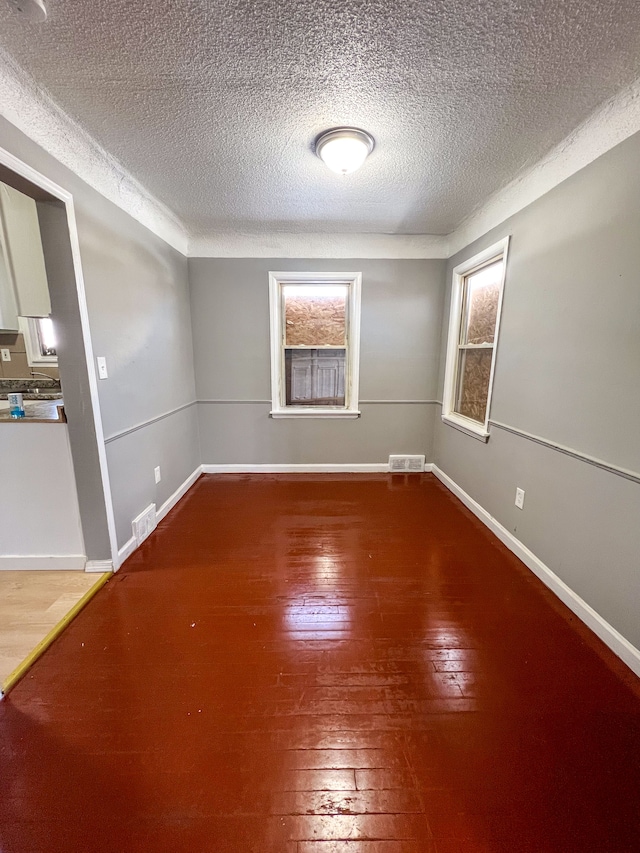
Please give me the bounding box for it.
[389,454,425,473]
[132,503,157,545]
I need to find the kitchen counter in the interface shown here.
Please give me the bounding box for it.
[0,398,65,423]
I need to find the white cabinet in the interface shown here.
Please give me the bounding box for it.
[0,237,19,332]
[0,183,51,322]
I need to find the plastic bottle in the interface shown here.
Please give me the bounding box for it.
[8,392,25,419]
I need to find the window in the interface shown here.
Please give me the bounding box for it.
[442,237,509,441]
[19,316,58,366]
[269,271,361,418]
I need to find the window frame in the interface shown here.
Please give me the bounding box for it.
[19,316,58,367]
[442,237,510,441]
[268,270,362,419]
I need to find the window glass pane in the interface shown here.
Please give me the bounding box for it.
[285,348,345,407]
[454,347,493,423]
[283,285,347,347]
[462,260,503,345]
[37,317,57,356]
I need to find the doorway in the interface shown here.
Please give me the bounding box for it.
[0,147,118,695]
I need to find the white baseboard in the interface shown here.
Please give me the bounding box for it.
[431,465,640,678]
[156,465,203,523]
[202,463,416,473]
[85,559,114,573]
[116,465,203,569]
[0,555,87,570]
[117,535,137,567]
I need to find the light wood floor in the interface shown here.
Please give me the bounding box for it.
[0,571,99,685]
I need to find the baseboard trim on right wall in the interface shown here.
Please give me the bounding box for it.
[431,465,640,679]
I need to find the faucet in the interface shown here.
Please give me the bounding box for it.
[30,371,61,384]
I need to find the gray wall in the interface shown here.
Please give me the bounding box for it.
[0,117,200,555]
[36,200,112,558]
[434,130,640,650]
[189,258,445,464]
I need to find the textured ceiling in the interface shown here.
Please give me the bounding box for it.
[1,0,640,238]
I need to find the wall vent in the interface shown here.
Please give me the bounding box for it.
[389,454,425,473]
[132,503,157,546]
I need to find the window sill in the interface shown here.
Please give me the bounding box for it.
[270,408,361,419]
[441,413,490,442]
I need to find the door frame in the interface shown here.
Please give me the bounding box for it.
[0,143,119,570]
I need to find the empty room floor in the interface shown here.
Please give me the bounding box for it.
[0,570,103,690]
[1,473,639,852]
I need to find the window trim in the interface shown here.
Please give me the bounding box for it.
[442,237,510,441]
[19,316,58,367]
[268,270,362,419]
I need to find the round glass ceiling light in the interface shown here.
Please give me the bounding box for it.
[7,0,47,21]
[315,127,375,175]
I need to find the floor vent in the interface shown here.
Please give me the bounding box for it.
[389,454,426,473]
[132,504,157,546]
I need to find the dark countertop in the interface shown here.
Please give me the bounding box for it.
[0,378,63,401]
[0,398,65,423]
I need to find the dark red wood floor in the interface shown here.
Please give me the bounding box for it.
[1,474,640,852]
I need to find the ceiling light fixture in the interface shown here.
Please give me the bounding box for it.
[315,127,374,175]
[7,0,47,21]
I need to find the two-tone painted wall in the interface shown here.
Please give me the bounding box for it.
[189,258,445,466]
[433,130,640,654]
[0,116,200,559]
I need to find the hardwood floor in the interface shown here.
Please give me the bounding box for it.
[1,473,639,852]
[0,570,101,687]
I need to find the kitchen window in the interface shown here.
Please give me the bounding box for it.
[20,316,58,366]
[442,237,509,440]
[269,271,361,418]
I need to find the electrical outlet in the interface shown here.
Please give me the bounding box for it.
[96,356,108,379]
[154,466,161,484]
[515,487,525,510]
[1,348,11,362]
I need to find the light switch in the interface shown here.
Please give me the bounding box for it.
[96,356,108,379]
[1,348,11,362]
